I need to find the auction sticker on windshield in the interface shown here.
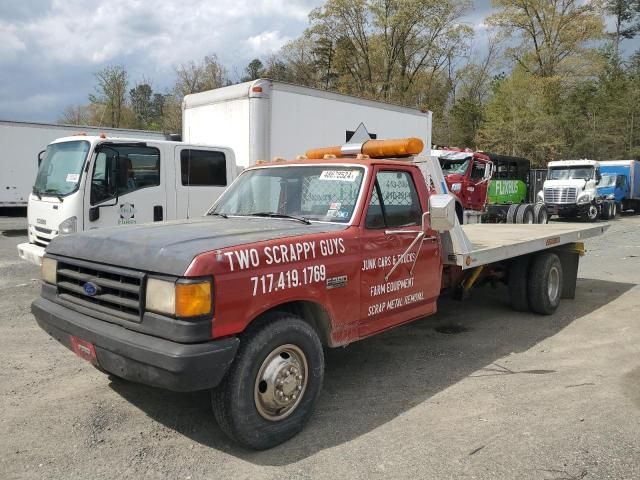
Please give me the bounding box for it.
[319,170,360,182]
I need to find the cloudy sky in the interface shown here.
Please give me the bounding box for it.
[0,0,634,124]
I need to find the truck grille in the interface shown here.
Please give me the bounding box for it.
[544,187,577,204]
[56,259,145,322]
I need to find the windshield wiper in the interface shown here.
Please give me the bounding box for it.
[208,212,228,218]
[250,212,311,225]
[43,189,64,202]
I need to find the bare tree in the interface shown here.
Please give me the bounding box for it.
[88,65,129,127]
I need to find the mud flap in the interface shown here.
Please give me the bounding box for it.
[554,243,584,299]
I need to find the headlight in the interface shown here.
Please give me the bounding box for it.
[58,216,77,235]
[605,194,615,200]
[451,183,461,192]
[537,190,544,201]
[577,193,591,204]
[41,257,57,284]
[146,278,212,317]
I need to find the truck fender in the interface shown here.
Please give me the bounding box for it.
[245,300,336,347]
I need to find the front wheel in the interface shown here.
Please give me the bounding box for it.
[211,314,324,449]
[585,204,599,222]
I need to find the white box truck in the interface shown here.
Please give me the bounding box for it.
[17,134,236,265]
[182,79,432,168]
[1,120,167,208]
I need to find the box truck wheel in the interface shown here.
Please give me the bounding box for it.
[533,203,548,224]
[211,313,324,449]
[601,202,611,220]
[506,204,519,224]
[516,204,535,224]
[508,255,530,312]
[527,253,563,315]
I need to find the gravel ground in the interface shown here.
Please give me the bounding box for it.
[0,212,638,480]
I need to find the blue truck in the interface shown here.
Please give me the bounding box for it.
[598,160,640,217]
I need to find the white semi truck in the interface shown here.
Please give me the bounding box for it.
[0,120,167,208]
[17,135,236,265]
[538,159,604,221]
[182,78,432,168]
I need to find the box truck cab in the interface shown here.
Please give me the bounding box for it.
[598,160,640,214]
[539,159,602,221]
[18,135,236,265]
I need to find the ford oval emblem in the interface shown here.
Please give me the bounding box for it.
[83,281,100,296]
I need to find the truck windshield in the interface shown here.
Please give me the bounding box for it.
[34,140,90,196]
[547,166,594,180]
[439,158,470,175]
[210,165,365,223]
[599,174,616,187]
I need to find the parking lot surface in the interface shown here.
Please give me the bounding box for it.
[1,213,639,479]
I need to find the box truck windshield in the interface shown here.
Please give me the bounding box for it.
[33,140,90,197]
[599,174,617,187]
[548,166,594,180]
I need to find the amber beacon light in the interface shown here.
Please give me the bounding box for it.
[306,137,424,159]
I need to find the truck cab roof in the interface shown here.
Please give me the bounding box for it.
[548,159,599,168]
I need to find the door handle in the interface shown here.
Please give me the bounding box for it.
[153,205,163,222]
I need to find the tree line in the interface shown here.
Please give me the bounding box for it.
[60,0,640,166]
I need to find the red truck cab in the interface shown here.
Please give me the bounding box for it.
[435,148,493,217]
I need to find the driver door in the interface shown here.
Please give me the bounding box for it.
[359,168,441,338]
[84,145,167,229]
[465,159,492,211]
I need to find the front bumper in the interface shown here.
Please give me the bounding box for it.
[546,203,590,216]
[32,297,239,392]
[17,242,45,266]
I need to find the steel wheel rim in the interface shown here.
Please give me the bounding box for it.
[548,266,560,302]
[588,205,598,220]
[254,344,308,421]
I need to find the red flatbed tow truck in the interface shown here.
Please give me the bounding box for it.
[31,137,607,449]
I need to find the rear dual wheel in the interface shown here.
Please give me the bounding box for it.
[507,204,547,224]
[508,252,563,315]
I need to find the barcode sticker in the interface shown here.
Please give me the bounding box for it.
[319,170,359,182]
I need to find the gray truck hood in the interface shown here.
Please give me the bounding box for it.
[46,216,348,276]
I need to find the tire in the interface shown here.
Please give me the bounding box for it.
[516,204,535,224]
[586,203,599,222]
[508,255,530,312]
[211,313,324,450]
[600,202,610,220]
[533,203,548,224]
[527,252,563,315]
[506,204,519,224]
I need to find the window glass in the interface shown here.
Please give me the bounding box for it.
[211,166,364,223]
[181,150,227,186]
[34,140,90,196]
[91,145,160,205]
[366,171,422,229]
[470,161,486,180]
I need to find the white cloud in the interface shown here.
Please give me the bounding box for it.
[0,24,26,61]
[246,30,292,56]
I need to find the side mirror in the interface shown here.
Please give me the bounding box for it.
[428,194,456,232]
[484,162,494,181]
[89,207,100,222]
